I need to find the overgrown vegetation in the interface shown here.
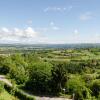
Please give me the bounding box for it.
[0,47,100,100]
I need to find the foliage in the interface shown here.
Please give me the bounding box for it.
[25,62,52,94]
[9,65,28,85]
[0,57,10,74]
[66,76,91,100]
[90,80,100,98]
[0,48,100,99]
[51,63,68,94]
[6,54,29,85]
[65,62,84,74]
[4,84,35,100]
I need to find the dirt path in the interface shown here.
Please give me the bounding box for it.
[0,75,72,100]
[35,96,72,100]
[0,75,12,87]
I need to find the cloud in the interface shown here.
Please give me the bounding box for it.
[0,26,59,44]
[25,27,37,38]
[1,27,100,44]
[52,26,59,30]
[65,32,100,44]
[2,27,9,33]
[74,29,79,35]
[80,12,93,21]
[44,6,72,13]
[49,21,60,30]
[36,21,60,32]
[35,27,48,32]
[0,27,38,43]
[50,22,55,26]
[89,33,100,43]
[44,7,64,12]
[39,34,97,44]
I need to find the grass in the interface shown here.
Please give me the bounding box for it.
[0,90,19,100]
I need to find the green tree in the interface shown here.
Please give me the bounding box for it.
[51,63,67,94]
[90,80,100,98]
[66,76,91,100]
[25,62,52,94]
[0,56,10,74]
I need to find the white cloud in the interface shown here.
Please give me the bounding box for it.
[35,27,48,32]
[44,6,72,13]
[89,33,100,43]
[65,33,100,44]
[0,26,60,44]
[50,22,55,26]
[25,27,37,38]
[1,27,100,44]
[36,22,60,32]
[80,12,93,21]
[52,26,59,30]
[74,29,79,35]
[49,21,60,30]
[0,27,38,43]
[44,7,62,12]
[2,27,9,33]
[35,33,100,44]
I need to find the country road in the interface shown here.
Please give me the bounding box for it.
[0,75,12,87]
[35,96,72,100]
[0,75,72,100]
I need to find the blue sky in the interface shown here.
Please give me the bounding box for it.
[0,0,100,44]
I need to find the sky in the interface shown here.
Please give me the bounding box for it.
[0,0,100,44]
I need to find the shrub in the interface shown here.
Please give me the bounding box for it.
[90,80,100,98]
[4,84,35,100]
[51,63,68,94]
[0,65,10,74]
[66,77,91,100]
[25,62,52,94]
[65,62,84,74]
[9,66,28,85]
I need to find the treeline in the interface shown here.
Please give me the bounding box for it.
[0,52,100,100]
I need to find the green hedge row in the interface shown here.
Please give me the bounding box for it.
[4,84,35,100]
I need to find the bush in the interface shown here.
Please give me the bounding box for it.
[66,77,91,100]
[9,65,28,85]
[65,62,84,74]
[0,65,10,74]
[25,62,52,94]
[90,80,100,98]
[0,56,11,74]
[51,63,68,94]
[4,84,35,100]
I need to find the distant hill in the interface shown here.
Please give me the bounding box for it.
[0,43,100,49]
